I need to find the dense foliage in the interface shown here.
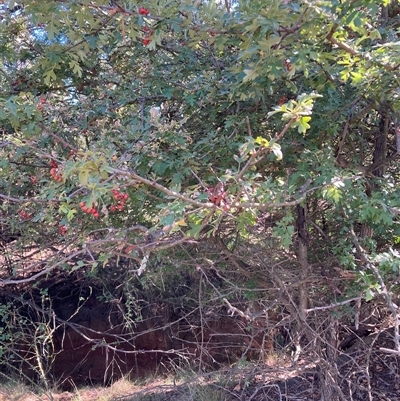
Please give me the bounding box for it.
[1,0,400,393]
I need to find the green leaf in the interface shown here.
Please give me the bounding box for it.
[44,68,57,85]
[324,185,342,203]
[243,68,260,82]
[365,288,375,302]
[159,214,175,226]
[270,142,282,160]
[69,60,83,77]
[78,170,89,185]
[254,136,269,147]
[297,116,311,133]
[187,222,203,238]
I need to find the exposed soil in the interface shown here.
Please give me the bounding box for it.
[2,325,400,401]
[0,275,278,390]
[1,245,400,400]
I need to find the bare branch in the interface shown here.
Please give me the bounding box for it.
[0,249,86,286]
[38,123,78,152]
[305,297,362,313]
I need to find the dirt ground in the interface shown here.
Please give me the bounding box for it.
[2,325,400,401]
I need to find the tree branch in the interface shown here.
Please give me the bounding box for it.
[326,31,397,72]
[0,249,86,286]
[38,123,78,152]
[236,117,297,181]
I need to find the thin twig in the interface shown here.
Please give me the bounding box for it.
[236,117,297,181]
[38,123,78,151]
[305,297,362,313]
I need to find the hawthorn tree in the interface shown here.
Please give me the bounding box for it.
[1,0,400,393]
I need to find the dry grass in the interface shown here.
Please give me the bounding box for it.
[0,373,232,401]
[0,379,46,401]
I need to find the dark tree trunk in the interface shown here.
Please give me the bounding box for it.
[292,204,309,362]
[360,106,389,239]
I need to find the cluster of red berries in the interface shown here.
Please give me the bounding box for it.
[142,26,153,46]
[138,7,149,15]
[109,189,128,212]
[37,97,46,111]
[18,210,32,219]
[79,202,100,219]
[59,225,67,235]
[50,160,63,182]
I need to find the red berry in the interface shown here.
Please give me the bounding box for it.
[110,205,116,212]
[278,96,287,106]
[143,37,151,46]
[18,210,31,219]
[93,212,100,218]
[81,206,88,213]
[139,7,149,15]
[79,202,85,208]
[123,194,129,200]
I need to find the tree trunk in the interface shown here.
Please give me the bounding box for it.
[360,107,389,239]
[293,204,310,363]
[319,316,344,401]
